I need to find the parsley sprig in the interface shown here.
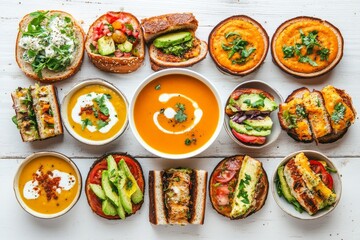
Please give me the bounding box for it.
[174,103,187,123]
[331,102,346,123]
[221,32,256,65]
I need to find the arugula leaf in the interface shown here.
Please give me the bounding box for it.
[331,103,346,123]
[81,118,93,130]
[96,120,108,130]
[282,45,295,58]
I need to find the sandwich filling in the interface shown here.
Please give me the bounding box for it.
[19,11,79,78]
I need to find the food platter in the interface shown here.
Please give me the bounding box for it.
[1,0,360,239]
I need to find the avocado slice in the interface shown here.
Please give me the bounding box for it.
[154,31,192,48]
[118,40,133,53]
[230,120,271,136]
[107,155,118,185]
[119,159,143,204]
[243,116,273,130]
[117,169,133,214]
[116,197,126,220]
[229,94,278,112]
[89,183,106,200]
[98,36,115,56]
[102,199,118,216]
[101,170,119,207]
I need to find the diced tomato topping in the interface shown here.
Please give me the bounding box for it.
[99,113,109,121]
[215,170,236,183]
[216,194,229,206]
[114,50,124,58]
[106,12,119,24]
[132,30,139,38]
[225,159,241,171]
[216,185,230,195]
[231,129,266,145]
[123,52,132,57]
[309,160,334,190]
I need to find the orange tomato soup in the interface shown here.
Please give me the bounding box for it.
[134,74,219,154]
[67,84,127,141]
[18,156,79,214]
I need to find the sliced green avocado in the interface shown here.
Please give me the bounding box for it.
[98,36,115,56]
[277,166,296,203]
[119,159,143,204]
[102,199,118,216]
[101,170,119,207]
[117,169,133,214]
[118,40,133,53]
[229,94,278,112]
[107,155,118,185]
[116,197,126,220]
[154,31,192,48]
[243,116,273,130]
[230,120,271,137]
[89,183,106,200]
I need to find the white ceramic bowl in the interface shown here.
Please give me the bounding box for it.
[61,78,129,145]
[224,80,283,149]
[272,150,342,220]
[13,151,82,219]
[129,68,224,159]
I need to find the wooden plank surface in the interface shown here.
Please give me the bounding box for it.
[0,0,359,239]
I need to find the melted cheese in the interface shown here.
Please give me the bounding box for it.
[230,156,262,218]
[321,85,355,133]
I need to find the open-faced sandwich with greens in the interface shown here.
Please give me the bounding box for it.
[278,85,356,144]
[209,155,268,219]
[275,152,338,216]
[141,13,208,71]
[85,153,144,220]
[85,12,145,73]
[16,10,84,82]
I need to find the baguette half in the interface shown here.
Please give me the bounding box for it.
[85,12,145,73]
[15,10,84,82]
[149,168,207,225]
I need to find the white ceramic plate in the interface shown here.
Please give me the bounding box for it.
[272,150,342,220]
[13,151,82,219]
[224,80,283,149]
[61,78,129,145]
[129,68,224,160]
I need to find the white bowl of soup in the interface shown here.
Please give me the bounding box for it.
[13,152,82,218]
[61,79,128,145]
[129,68,224,159]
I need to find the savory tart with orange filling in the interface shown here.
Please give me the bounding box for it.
[271,16,343,78]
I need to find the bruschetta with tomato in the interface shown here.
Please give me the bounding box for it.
[209,155,268,219]
[85,153,145,219]
[85,12,145,73]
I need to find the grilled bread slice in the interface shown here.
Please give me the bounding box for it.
[15,10,84,82]
[278,87,313,142]
[85,12,145,73]
[11,87,40,142]
[30,84,63,139]
[141,13,207,71]
[209,155,268,219]
[149,168,207,225]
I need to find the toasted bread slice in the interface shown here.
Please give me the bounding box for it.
[11,87,40,142]
[85,12,145,73]
[278,87,313,142]
[15,10,84,82]
[149,168,207,225]
[141,13,198,43]
[30,84,63,139]
[271,16,343,78]
[209,155,268,219]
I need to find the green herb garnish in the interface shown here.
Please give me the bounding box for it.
[283,110,297,129]
[282,45,295,58]
[221,32,256,65]
[81,118,93,130]
[174,103,187,123]
[96,120,108,130]
[155,84,161,90]
[94,95,110,116]
[295,105,307,118]
[331,102,346,123]
[237,174,252,205]
[185,138,192,145]
[12,116,19,128]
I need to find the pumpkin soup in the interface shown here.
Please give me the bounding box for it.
[274,17,341,74]
[209,16,268,75]
[67,84,127,141]
[133,74,219,154]
[18,155,80,214]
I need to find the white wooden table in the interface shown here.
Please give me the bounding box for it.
[1,0,359,239]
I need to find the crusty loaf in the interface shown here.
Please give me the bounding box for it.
[15,10,84,82]
[149,39,208,71]
[85,12,145,73]
[141,13,198,43]
[149,169,207,225]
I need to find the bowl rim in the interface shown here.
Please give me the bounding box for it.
[129,68,224,160]
[223,79,284,149]
[61,78,129,146]
[13,151,82,219]
[271,150,342,220]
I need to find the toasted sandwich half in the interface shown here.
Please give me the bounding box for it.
[149,168,207,225]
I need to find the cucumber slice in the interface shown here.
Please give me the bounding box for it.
[89,183,106,200]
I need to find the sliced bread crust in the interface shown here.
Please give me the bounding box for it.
[85,12,145,73]
[15,10,84,82]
